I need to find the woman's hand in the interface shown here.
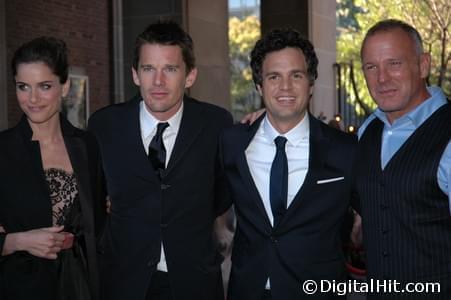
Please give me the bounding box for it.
[2,226,65,259]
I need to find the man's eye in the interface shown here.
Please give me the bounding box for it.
[389,61,402,67]
[143,66,154,72]
[364,65,376,71]
[165,66,177,73]
[268,75,279,80]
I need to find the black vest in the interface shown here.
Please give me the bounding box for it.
[356,103,451,286]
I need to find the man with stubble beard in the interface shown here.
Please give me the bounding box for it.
[89,20,232,300]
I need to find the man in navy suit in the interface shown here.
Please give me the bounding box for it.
[89,21,232,300]
[221,28,356,300]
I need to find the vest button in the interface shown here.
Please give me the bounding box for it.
[270,235,278,243]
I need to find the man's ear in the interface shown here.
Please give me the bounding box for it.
[185,67,197,88]
[256,84,263,97]
[419,53,431,79]
[132,67,140,86]
[309,84,314,99]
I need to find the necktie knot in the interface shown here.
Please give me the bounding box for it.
[156,122,170,137]
[274,136,287,149]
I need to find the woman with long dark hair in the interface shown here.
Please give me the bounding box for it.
[0,36,105,300]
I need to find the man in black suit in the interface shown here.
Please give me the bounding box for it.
[355,19,451,299]
[89,21,232,300]
[221,29,356,300]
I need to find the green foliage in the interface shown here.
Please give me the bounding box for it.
[229,16,261,119]
[337,0,451,114]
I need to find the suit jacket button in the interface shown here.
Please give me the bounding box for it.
[380,203,388,210]
[270,235,278,243]
[147,260,157,267]
[161,184,171,190]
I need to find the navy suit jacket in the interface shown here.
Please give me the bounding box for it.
[89,96,232,300]
[221,114,357,300]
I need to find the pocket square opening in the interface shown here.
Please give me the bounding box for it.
[317,177,345,184]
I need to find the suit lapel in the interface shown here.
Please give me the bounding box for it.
[61,118,100,289]
[64,134,95,230]
[279,115,329,227]
[123,98,160,183]
[164,97,205,177]
[235,114,273,230]
[61,117,95,229]
[16,116,54,226]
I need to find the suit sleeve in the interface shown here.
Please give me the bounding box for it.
[0,233,5,256]
[85,131,107,242]
[214,112,233,216]
[94,149,107,241]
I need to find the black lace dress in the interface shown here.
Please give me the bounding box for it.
[45,168,91,300]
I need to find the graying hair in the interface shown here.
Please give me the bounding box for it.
[361,19,424,56]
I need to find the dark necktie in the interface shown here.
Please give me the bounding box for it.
[270,136,288,227]
[148,122,169,176]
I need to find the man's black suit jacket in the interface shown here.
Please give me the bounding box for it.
[88,96,233,300]
[220,114,357,300]
[0,115,105,300]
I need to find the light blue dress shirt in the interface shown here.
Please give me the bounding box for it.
[358,87,451,213]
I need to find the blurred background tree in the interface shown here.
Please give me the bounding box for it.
[229,15,261,120]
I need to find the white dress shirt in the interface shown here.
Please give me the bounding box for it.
[139,100,183,272]
[245,113,310,289]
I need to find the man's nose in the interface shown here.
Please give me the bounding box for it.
[154,70,165,86]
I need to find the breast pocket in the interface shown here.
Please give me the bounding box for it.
[316,176,345,185]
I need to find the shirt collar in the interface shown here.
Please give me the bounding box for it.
[262,113,310,146]
[373,86,447,129]
[139,100,184,139]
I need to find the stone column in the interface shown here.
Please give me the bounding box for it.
[309,0,337,121]
[261,0,309,37]
[0,0,7,129]
[184,0,230,110]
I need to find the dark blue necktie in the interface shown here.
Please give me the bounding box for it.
[148,122,169,177]
[270,136,288,227]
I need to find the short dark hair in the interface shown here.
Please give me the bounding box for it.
[361,19,424,57]
[12,36,69,84]
[250,28,318,87]
[132,20,195,73]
